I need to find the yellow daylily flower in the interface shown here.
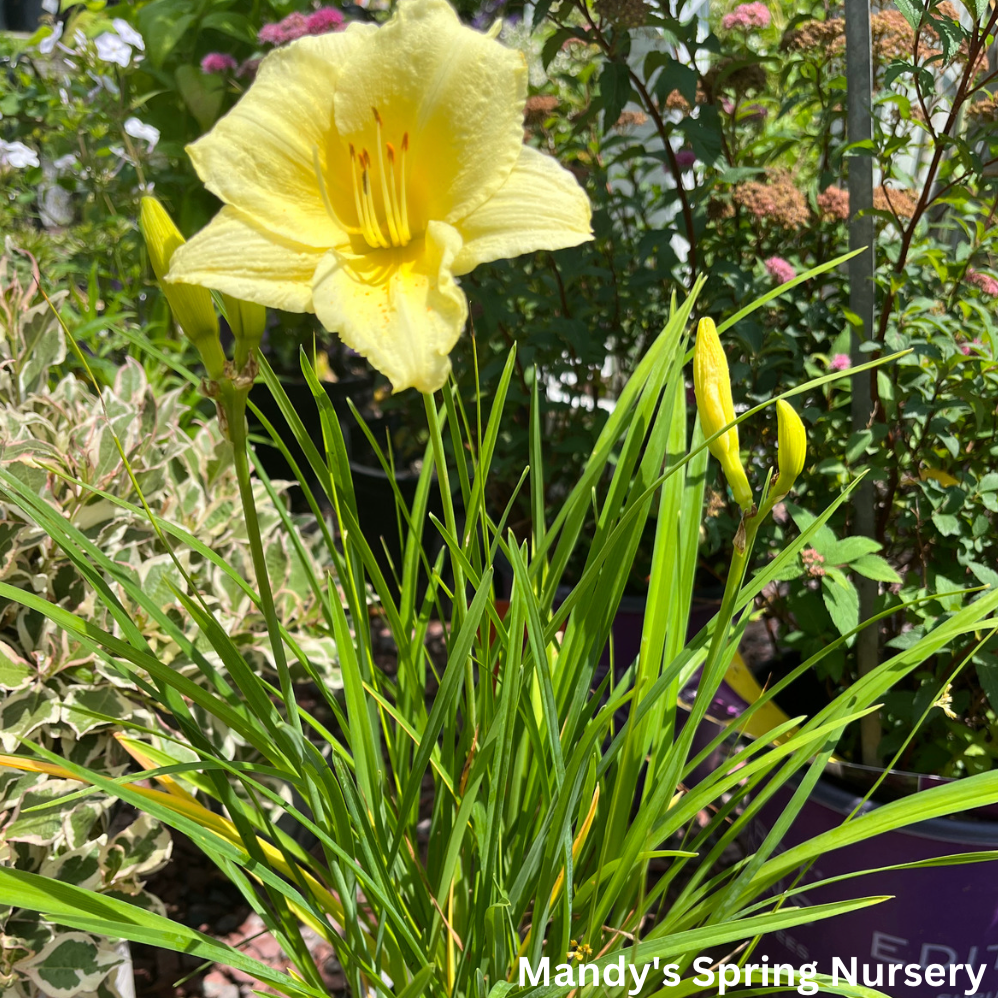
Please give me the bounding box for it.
[166,0,593,393]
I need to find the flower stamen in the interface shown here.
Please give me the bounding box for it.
[351,146,389,249]
[373,109,402,247]
[362,155,390,248]
[347,115,411,249]
[349,144,374,246]
[399,132,411,244]
[313,147,361,236]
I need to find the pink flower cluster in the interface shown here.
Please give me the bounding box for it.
[830,353,851,371]
[258,6,344,45]
[305,6,346,32]
[201,52,238,74]
[764,256,796,284]
[722,2,771,31]
[967,269,998,296]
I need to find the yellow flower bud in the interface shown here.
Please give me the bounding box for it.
[222,294,267,371]
[773,398,806,499]
[693,317,753,510]
[140,197,225,380]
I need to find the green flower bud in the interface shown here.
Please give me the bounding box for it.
[693,317,753,510]
[773,398,806,499]
[140,197,225,380]
[222,294,266,371]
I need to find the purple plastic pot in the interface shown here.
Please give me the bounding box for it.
[576,591,725,672]
[595,595,748,785]
[747,775,998,998]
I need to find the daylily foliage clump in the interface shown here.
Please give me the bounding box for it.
[7,3,998,998]
[168,0,592,392]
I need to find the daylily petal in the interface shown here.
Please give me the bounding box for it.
[312,220,467,393]
[452,145,593,276]
[186,25,374,249]
[332,0,526,234]
[168,206,325,313]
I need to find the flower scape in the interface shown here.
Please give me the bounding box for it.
[168,0,593,393]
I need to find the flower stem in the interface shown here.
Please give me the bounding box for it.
[692,512,760,734]
[222,381,304,744]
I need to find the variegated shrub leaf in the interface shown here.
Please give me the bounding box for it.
[39,839,107,891]
[0,247,343,996]
[104,813,172,881]
[14,933,121,998]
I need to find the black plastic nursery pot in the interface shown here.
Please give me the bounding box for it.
[349,448,444,604]
[248,374,373,509]
[2,0,44,31]
[746,769,998,998]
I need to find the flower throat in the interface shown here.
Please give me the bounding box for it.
[315,108,412,250]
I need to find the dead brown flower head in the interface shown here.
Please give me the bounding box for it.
[525,95,560,125]
[704,59,767,99]
[817,185,850,221]
[733,171,809,229]
[594,0,650,29]
[873,185,919,219]
[707,198,736,221]
[781,17,843,54]
[614,109,649,131]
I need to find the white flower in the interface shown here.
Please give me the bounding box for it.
[112,18,144,51]
[123,117,160,151]
[86,72,119,100]
[41,0,60,12]
[0,141,41,169]
[40,184,74,228]
[38,21,63,54]
[53,153,78,172]
[94,32,131,67]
